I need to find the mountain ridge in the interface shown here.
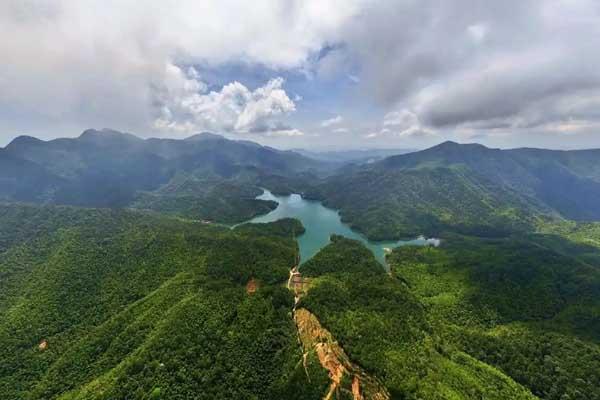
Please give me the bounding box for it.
[0,129,325,215]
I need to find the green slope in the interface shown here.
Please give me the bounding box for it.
[312,141,600,241]
[389,234,600,399]
[0,130,327,221]
[0,204,330,400]
[310,164,540,240]
[299,237,538,399]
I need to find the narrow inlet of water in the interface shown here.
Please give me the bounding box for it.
[242,189,439,269]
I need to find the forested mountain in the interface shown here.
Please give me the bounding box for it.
[388,232,600,400]
[293,148,415,164]
[309,141,600,240]
[0,129,325,222]
[0,204,319,399]
[3,134,600,399]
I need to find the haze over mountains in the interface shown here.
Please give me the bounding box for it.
[4,128,600,239]
[310,140,600,240]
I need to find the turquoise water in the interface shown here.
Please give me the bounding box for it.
[244,189,439,269]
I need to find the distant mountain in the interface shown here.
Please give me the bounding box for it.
[0,148,64,203]
[382,141,600,220]
[1,129,326,218]
[310,141,600,240]
[294,147,415,164]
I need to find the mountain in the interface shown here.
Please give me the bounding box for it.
[294,148,415,164]
[0,204,318,399]
[3,136,600,399]
[310,141,600,240]
[0,204,576,400]
[1,129,326,220]
[387,233,600,399]
[382,141,600,220]
[0,148,64,203]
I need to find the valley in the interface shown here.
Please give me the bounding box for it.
[241,189,439,266]
[1,130,600,399]
[4,3,599,398]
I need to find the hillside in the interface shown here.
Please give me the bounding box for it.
[388,232,600,399]
[0,204,335,399]
[2,174,600,399]
[0,129,326,222]
[299,236,538,399]
[310,141,600,240]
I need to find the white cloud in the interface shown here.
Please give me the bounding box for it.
[383,110,419,129]
[264,128,305,137]
[321,115,343,127]
[366,109,437,141]
[467,23,488,43]
[2,0,600,149]
[0,0,363,139]
[333,127,349,133]
[153,65,296,134]
[341,0,600,148]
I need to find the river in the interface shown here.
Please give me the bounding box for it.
[243,189,439,269]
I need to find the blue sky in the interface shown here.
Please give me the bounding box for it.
[1,1,600,150]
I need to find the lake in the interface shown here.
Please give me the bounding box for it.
[243,189,439,269]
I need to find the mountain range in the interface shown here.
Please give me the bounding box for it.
[2,130,600,399]
[309,140,600,240]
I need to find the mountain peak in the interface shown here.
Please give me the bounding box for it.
[436,140,461,147]
[184,132,224,142]
[430,140,489,151]
[79,128,141,142]
[5,135,44,150]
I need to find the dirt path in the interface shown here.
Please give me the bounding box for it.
[288,264,388,400]
[294,308,389,400]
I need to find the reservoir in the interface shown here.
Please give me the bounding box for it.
[244,189,439,269]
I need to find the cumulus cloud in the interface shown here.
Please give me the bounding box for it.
[366,109,437,142]
[0,0,362,140]
[321,115,343,127]
[2,0,600,149]
[153,65,296,134]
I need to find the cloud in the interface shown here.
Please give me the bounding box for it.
[0,0,362,139]
[467,23,488,43]
[366,109,438,142]
[153,65,296,134]
[264,128,305,137]
[339,0,600,143]
[2,0,600,149]
[320,115,343,127]
[333,127,349,133]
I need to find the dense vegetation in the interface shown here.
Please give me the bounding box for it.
[310,141,600,240]
[234,217,305,238]
[308,164,539,240]
[0,204,334,399]
[389,233,600,399]
[299,237,538,399]
[300,235,382,276]
[0,129,325,223]
[132,176,278,223]
[4,134,600,399]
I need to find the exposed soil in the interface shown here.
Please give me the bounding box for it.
[245,277,258,294]
[38,339,48,351]
[294,308,389,400]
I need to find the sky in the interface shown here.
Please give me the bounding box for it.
[1,0,600,150]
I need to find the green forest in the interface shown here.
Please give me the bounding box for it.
[2,134,600,399]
